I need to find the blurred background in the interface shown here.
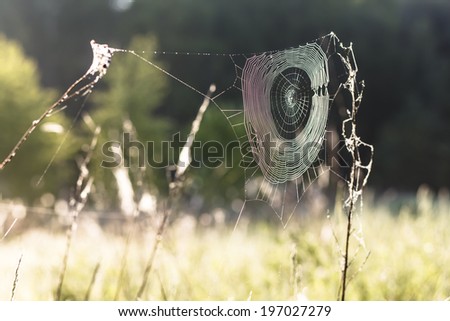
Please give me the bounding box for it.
[1,0,450,301]
[0,0,449,219]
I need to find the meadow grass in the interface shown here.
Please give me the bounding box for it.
[0,188,448,300]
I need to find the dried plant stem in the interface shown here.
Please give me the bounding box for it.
[341,76,358,301]
[55,215,76,300]
[55,120,100,300]
[341,166,356,300]
[290,244,301,299]
[113,120,145,300]
[0,41,112,171]
[136,204,170,300]
[157,271,169,301]
[338,44,373,300]
[10,254,23,301]
[1,218,18,241]
[136,85,215,300]
[84,261,101,300]
[113,235,130,300]
[114,219,136,300]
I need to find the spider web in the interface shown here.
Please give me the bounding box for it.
[113,32,353,227]
[1,32,357,228]
[221,33,350,226]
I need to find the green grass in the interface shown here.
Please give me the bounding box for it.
[1,189,449,300]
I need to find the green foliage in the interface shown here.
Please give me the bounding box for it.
[0,34,76,201]
[1,189,448,300]
[186,106,244,211]
[1,0,449,194]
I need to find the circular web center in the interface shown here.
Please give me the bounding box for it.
[286,88,297,108]
[270,68,313,140]
[241,43,329,184]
